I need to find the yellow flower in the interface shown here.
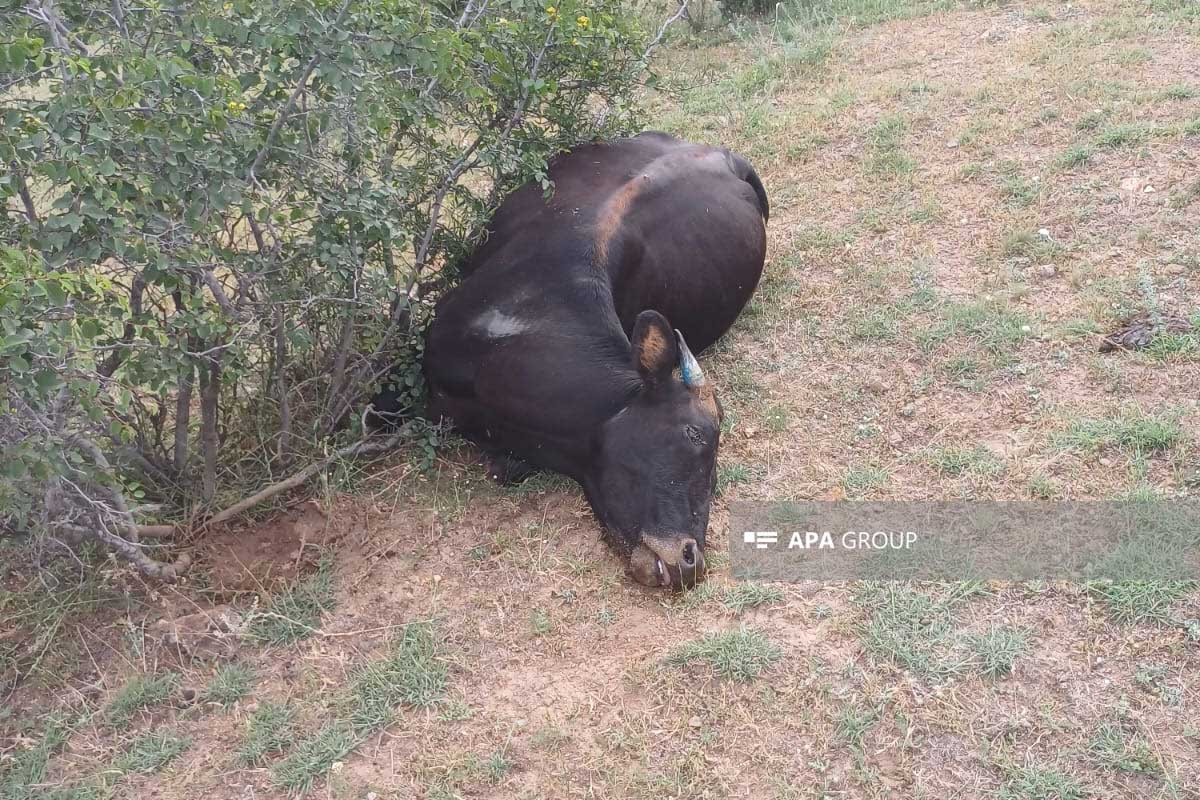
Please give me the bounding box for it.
[227,100,237,111]
[545,5,557,16]
[497,16,509,24]
[576,15,590,28]
[572,37,580,45]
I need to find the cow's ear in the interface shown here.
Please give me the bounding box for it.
[631,310,678,385]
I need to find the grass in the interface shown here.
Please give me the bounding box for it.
[204,663,254,707]
[1087,580,1193,624]
[273,622,447,791]
[1055,410,1183,453]
[999,764,1086,800]
[237,702,298,766]
[966,626,1029,678]
[834,703,877,749]
[247,556,337,645]
[666,626,781,681]
[106,671,179,725]
[1087,722,1162,775]
[857,583,980,682]
[1093,122,1153,148]
[843,465,889,495]
[115,730,190,774]
[929,446,1003,478]
[720,582,785,613]
[0,719,70,800]
[918,300,1032,355]
[1053,143,1093,170]
[864,113,915,177]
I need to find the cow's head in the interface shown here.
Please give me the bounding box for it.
[586,310,722,591]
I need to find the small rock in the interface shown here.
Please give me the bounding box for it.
[1143,185,1155,193]
[1021,325,1032,333]
[946,139,959,149]
[689,715,702,729]
[1038,228,1051,238]
[367,794,379,800]
[887,433,904,447]
[864,379,888,395]
[1035,264,1057,279]
[1099,457,1113,467]
[899,403,917,418]
[330,761,344,774]
[1165,263,1185,275]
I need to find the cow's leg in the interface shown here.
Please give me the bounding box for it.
[485,452,538,485]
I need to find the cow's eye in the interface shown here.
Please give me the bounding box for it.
[684,424,705,447]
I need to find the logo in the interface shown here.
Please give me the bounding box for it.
[742,531,778,549]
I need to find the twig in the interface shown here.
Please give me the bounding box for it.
[201,430,412,530]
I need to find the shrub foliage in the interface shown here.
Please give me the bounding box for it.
[0,0,653,574]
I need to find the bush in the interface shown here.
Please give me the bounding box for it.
[0,0,656,575]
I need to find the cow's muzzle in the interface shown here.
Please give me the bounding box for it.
[629,534,706,591]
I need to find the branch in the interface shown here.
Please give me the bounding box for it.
[10,166,41,230]
[642,0,689,64]
[201,429,413,530]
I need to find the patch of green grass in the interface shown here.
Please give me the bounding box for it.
[204,663,254,707]
[1053,143,1093,170]
[1094,122,1152,148]
[1001,229,1061,262]
[106,671,179,726]
[930,446,1003,478]
[1160,83,1197,100]
[1088,580,1193,624]
[843,465,889,495]
[1144,330,1199,361]
[272,722,358,793]
[1113,46,1152,65]
[716,462,755,496]
[1075,110,1106,131]
[967,626,1029,678]
[865,113,914,177]
[1028,475,1059,499]
[247,556,337,646]
[857,583,980,682]
[1055,410,1183,453]
[917,300,1033,355]
[1185,116,1200,136]
[530,608,552,637]
[999,764,1086,800]
[720,583,785,613]
[348,621,447,733]
[272,622,447,790]
[237,701,298,766]
[834,703,877,749]
[851,309,900,341]
[763,404,791,433]
[115,730,190,775]
[666,626,781,682]
[1088,722,1162,775]
[0,719,71,800]
[1000,175,1039,207]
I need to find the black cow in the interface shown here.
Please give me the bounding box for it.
[419,132,767,589]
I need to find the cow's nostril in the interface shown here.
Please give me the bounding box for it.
[682,541,696,566]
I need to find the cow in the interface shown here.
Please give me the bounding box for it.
[411,132,767,590]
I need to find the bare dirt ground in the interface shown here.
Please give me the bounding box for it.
[3,1,1199,798]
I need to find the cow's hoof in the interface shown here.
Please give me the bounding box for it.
[486,453,537,485]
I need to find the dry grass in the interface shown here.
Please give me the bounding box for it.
[3,1,1199,798]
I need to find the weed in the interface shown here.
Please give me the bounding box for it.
[999,764,1085,800]
[843,465,890,495]
[1055,410,1183,453]
[1088,722,1162,775]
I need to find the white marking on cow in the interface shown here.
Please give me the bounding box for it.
[474,309,528,339]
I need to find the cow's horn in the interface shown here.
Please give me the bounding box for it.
[675,329,705,387]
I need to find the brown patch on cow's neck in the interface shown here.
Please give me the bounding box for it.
[594,175,648,265]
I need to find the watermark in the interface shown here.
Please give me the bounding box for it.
[730,501,1200,581]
